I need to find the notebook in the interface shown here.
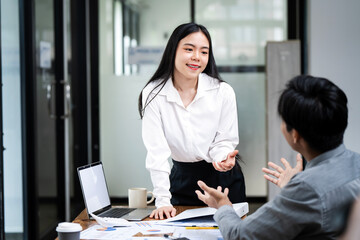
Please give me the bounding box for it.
[77,161,153,221]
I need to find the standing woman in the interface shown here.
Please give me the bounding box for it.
[138,23,246,219]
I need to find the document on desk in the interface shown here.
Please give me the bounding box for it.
[163,202,248,224]
[173,227,223,240]
[80,223,175,239]
[80,224,139,239]
[134,221,175,235]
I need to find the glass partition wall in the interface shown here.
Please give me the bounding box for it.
[99,0,287,199]
[196,0,286,66]
[195,0,287,196]
[1,0,90,238]
[1,0,24,239]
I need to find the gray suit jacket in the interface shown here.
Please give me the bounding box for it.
[214,144,360,240]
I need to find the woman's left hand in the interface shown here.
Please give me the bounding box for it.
[212,150,238,172]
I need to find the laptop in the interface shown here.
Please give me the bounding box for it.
[77,161,153,221]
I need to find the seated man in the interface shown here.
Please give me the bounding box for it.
[196,75,360,240]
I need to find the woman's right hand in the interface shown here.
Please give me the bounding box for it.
[149,206,176,220]
[213,150,238,172]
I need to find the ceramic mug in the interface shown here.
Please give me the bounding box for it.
[128,187,155,208]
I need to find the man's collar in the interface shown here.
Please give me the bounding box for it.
[305,144,346,169]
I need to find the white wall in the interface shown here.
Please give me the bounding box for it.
[308,0,360,153]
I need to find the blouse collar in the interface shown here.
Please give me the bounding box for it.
[160,73,220,105]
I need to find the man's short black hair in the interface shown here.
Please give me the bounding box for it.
[278,75,348,153]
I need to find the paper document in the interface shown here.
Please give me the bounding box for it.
[173,227,223,240]
[135,221,175,234]
[80,224,138,239]
[164,202,248,223]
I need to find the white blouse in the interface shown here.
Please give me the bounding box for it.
[141,73,239,207]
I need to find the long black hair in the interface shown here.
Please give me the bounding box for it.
[138,23,222,118]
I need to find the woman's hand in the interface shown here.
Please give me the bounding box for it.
[212,150,238,172]
[149,206,176,220]
[262,153,303,188]
[195,180,232,209]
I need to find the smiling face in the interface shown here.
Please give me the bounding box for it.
[173,31,210,82]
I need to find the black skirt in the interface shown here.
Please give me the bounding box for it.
[169,159,246,206]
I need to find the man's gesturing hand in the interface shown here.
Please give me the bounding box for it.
[195,180,232,209]
[262,153,303,188]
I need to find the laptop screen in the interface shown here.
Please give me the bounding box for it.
[77,162,111,214]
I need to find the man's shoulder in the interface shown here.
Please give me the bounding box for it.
[289,150,360,197]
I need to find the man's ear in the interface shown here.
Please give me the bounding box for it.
[292,129,301,144]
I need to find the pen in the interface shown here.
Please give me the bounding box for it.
[185,226,219,229]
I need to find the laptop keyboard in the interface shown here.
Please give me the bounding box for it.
[98,208,136,218]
